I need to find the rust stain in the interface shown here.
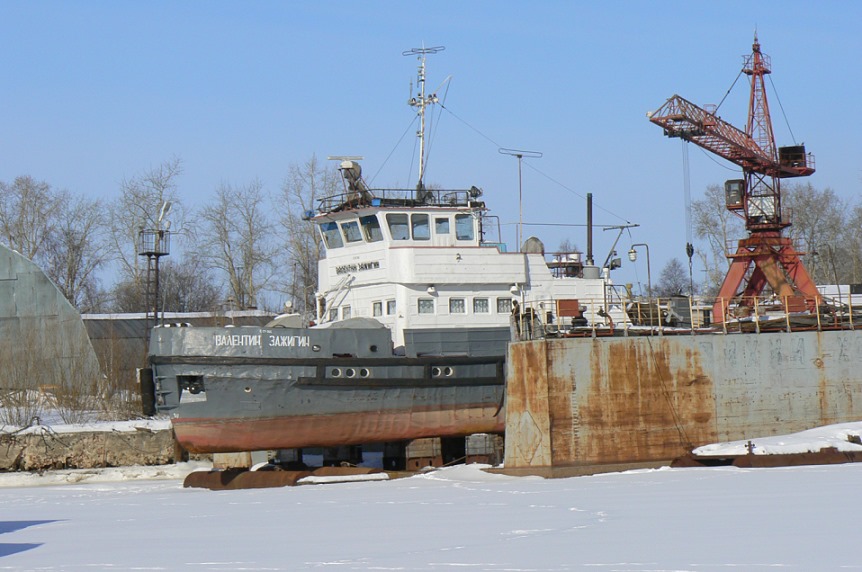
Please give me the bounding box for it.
[509,336,718,468]
[175,402,504,454]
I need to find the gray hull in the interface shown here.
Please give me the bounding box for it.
[149,324,508,453]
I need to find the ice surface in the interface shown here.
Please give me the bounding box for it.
[1,422,861,569]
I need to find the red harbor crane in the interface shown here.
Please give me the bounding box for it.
[648,34,818,323]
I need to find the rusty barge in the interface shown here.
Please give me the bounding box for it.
[503,314,862,474]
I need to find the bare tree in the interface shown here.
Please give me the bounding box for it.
[110,257,223,313]
[692,184,745,294]
[782,182,847,284]
[0,176,65,260]
[197,180,276,310]
[158,258,223,312]
[655,257,696,297]
[41,194,110,312]
[108,157,186,282]
[557,238,580,253]
[276,156,339,315]
[838,204,862,284]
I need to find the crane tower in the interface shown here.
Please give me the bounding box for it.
[648,34,818,323]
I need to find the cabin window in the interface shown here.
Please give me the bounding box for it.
[386,214,409,240]
[473,298,489,313]
[411,214,430,240]
[360,215,383,242]
[342,305,352,319]
[455,214,474,241]
[435,217,450,235]
[386,300,396,315]
[341,221,363,243]
[497,298,513,313]
[320,222,344,249]
[372,301,383,317]
[418,298,435,314]
[449,298,466,314]
[328,308,338,321]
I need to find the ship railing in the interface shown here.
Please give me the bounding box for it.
[316,188,484,214]
[712,293,857,333]
[511,296,630,341]
[512,292,859,340]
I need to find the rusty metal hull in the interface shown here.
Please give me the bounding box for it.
[505,330,862,469]
[173,405,505,453]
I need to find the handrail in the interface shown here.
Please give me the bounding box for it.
[509,292,860,341]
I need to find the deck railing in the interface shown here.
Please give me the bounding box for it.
[512,292,859,341]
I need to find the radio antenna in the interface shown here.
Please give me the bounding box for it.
[403,45,445,190]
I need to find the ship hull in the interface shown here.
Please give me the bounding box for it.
[149,324,507,454]
[173,404,505,454]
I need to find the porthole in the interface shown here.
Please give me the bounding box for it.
[431,367,442,377]
[359,368,370,378]
[444,367,454,377]
[370,345,378,353]
[345,368,356,378]
[312,344,321,352]
[332,368,342,378]
[244,386,252,393]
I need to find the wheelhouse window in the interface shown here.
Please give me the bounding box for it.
[372,301,383,317]
[435,217,450,235]
[360,215,383,242]
[341,220,363,243]
[418,298,435,314]
[449,298,466,314]
[386,213,409,240]
[341,305,352,319]
[386,300,396,315]
[497,298,513,314]
[328,308,338,321]
[411,214,430,240]
[455,214,474,241]
[320,222,344,249]
[473,298,489,313]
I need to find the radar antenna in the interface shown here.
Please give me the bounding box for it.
[403,45,445,191]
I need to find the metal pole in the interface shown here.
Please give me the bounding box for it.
[630,243,652,302]
[499,148,542,252]
[517,155,523,250]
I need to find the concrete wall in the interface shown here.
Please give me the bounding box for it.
[505,330,862,469]
[0,427,178,471]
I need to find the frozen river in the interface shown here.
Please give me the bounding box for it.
[1,460,860,571]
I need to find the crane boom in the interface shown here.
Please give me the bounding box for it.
[649,95,814,179]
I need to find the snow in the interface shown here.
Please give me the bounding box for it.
[2,418,171,436]
[1,462,861,570]
[2,423,862,569]
[693,421,862,456]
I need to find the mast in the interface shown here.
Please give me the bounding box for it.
[403,45,445,190]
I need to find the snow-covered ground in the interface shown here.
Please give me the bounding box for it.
[1,422,862,570]
[0,424,862,572]
[1,462,860,570]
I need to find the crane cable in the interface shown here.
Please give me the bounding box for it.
[682,140,695,295]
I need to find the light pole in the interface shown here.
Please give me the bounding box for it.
[499,147,542,251]
[138,201,172,358]
[628,243,652,302]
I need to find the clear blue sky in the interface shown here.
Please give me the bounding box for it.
[2,1,859,293]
